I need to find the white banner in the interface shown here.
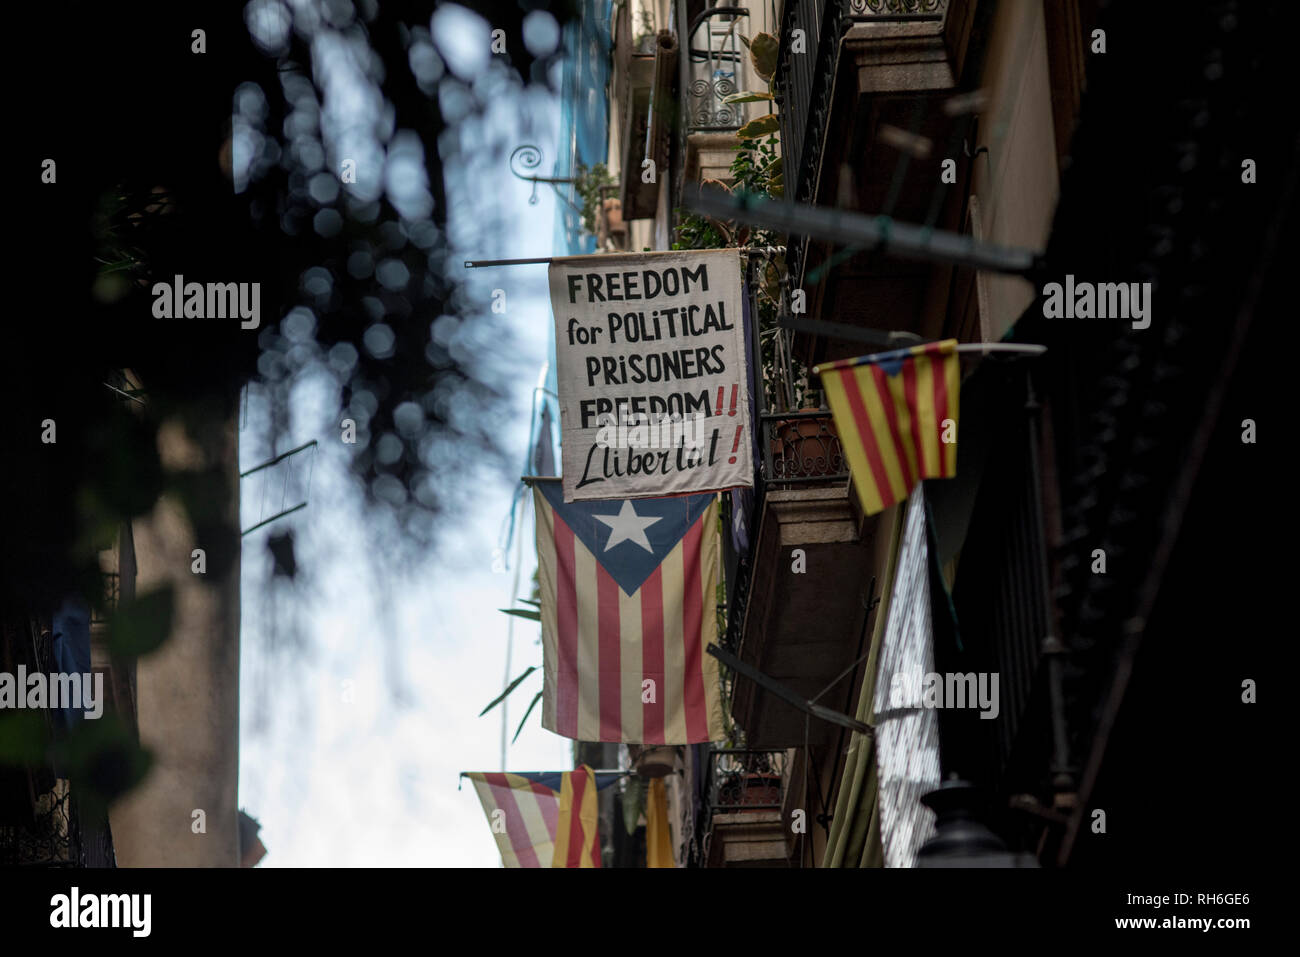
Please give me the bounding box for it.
[549,248,754,502]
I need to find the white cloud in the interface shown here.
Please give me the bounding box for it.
[239,85,569,867]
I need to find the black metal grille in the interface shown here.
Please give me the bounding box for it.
[0,614,118,867]
[682,5,750,131]
[940,368,1058,798]
[760,409,846,485]
[692,747,788,865]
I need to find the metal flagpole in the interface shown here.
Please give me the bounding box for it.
[706,643,873,736]
[464,257,554,268]
[464,246,786,269]
[501,503,526,768]
[686,186,1047,279]
[815,342,1047,370]
[458,770,635,781]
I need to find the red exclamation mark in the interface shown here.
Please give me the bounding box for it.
[728,424,743,464]
[728,384,738,416]
[716,386,725,416]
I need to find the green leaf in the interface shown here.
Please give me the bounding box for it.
[479,666,537,716]
[512,691,544,744]
[748,32,779,81]
[737,114,780,139]
[107,586,175,658]
[765,156,783,178]
[48,714,152,820]
[0,711,49,765]
[517,598,541,607]
[722,91,774,105]
[499,607,541,621]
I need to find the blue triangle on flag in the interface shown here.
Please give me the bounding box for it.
[537,482,714,595]
[513,771,623,792]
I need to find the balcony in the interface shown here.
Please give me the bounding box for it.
[0,614,117,867]
[613,3,675,221]
[777,0,958,209]
[682,4,749,134]
[676,1,782,191]
[720,259,886,752]
[0,775,115,867]
[773,0,976,354]
[696,748,791,866]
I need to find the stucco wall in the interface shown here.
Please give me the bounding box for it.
[108,413,240,867]
[971,0,1060,340]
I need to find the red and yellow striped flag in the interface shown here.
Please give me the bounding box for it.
[814,339,960,516]
[464,766,605,868]
[552,765,602,868]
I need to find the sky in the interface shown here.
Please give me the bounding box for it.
[236,12,574,866]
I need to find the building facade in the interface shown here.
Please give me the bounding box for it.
[590,0,1283,867]
[1,381,243,867]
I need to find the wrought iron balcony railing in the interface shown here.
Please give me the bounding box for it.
[848,0,948,17]
[760,409,846,486]
[680,5,751,133]
[718,257,849,658]
[0,779,117,867]
[707,747,787,812]
[0,615,117,867]
[692,747,789,865]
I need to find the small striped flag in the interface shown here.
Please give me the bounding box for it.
[533,482,726,744]
[465,767,612,868]
[814,339,961,517]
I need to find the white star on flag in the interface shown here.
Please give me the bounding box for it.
[593,500,662,553]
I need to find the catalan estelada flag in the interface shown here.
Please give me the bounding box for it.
[532,482,726,744]
[464,766,614,868]
[814,339,961,517]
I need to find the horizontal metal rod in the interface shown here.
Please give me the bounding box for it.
[707,642,872,736]
[241,501,307,537]
[778,317,901,348]
[458,770,631,777]
[813,340,1047,373]
[686,187,1046,277]
[466,246,786,270]
[240,439,318,478]
[102,381,146,404]
[955,342,1047,356]
[464,257,554,268]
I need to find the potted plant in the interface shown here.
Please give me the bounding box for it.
[630,744,677,778]
[771,392,842,479]
[572,163,617,237]
[601,196,624,233]
[716,755,783,810]
[597,190,625,250]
